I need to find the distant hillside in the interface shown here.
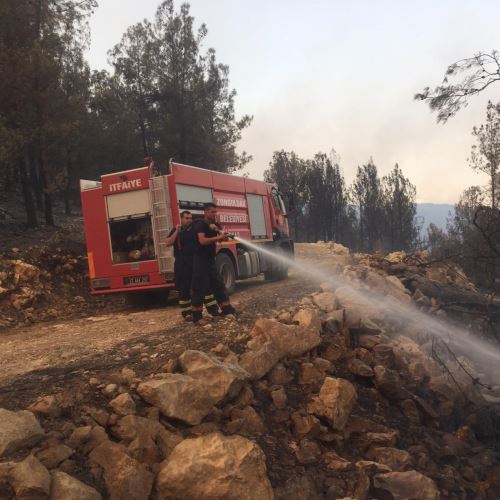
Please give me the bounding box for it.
[416,203,454,233]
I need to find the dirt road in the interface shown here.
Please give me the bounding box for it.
[0,244,338,405]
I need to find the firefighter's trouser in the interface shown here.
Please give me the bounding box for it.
[175,255,193,318]
[178,289,192,318]
[178,290,219,317]
[175,255,220,317]
[191,255,229,313]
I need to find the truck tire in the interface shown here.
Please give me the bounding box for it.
[264,246,289,281]
[126,289,170,308]
[216,253,236,295]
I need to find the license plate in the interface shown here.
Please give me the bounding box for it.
[124,275,149,286]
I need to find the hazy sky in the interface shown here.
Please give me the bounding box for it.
[86,0,500,203]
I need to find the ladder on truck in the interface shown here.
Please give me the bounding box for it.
[149,175,174,275]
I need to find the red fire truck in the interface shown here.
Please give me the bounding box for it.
[80,160,293,296]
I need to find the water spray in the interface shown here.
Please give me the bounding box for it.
[235,237,500,373]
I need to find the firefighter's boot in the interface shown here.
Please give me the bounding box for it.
[204,294,220,316]
[192,310,203,324]
[221,304,236,316]
[181,309,192,321]
[179,298,192,321]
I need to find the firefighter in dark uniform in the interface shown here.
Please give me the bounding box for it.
[166,210,219,319]
[191,202,236,323]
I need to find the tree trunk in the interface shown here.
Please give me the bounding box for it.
[65,149,72,215]
[18,155,38,227]
[28,147,44,211]
[491,164,497,210]
[293,214,299,242]
[38,144,54,225]
[4,165,12,192]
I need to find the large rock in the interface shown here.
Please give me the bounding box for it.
[8,455,51,499]
[156,433,273,500]
[373,366,408,401]
[312,292,337,312]
[109,393,136,416]
[137,375,215,425]
[50,471,102,500]
[239,341,281,380]
[0,408,44,457]
[89,440,153,500]
[36,444,73,469]
[179,350,249,402]
[373,471,439,500]
[348,358,374,377]
[367,447,411,472]
[308,377,357,431]
[333,286,383,325]
[110,415,163,443]
[240,310,321,380]
[27,396,60,417]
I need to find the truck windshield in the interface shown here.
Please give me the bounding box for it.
[272,188,286,215]
[109,216,155,264]
[277,192,287,215]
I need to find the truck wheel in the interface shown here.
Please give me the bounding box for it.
[126,289,170,308]
[264,246,289,281]
[216,253,236,295]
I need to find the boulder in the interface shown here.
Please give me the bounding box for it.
[322,451,352,471]
[179,350,249,402]
[298,362,324,385]
[359,432,399,449]
[334,286,383,324]
[0,408,44,457]
[271,386,287,409]
[89,440,153,500]
[399,399,420,425]
[137,374,215,425]
[67,426,92,448]
[50,471,102,500]
[239,341,281,380]
[308,377,357,431]
[120,367,137,385]
[373,366,408,401]
[356,460,392,475]
[84,407,109,427]
[295,439,321,464]
[128,433,162,466]
[367,447,411,472]
[268,363,293,385]
[27,396,60,417]
[224,406,266,436]
[109,393,136,416]
[373,471,439,500]
[110,415,163,443]
[313,292,337,312]
[240,311,321,380]
[36,444,73,469]
[8,455,51,499]
[372,344,396,368]
[156,428,184,460]
[348,358,374,377]
[81,426,108,455]
[156,433,273,500]
[292,412,322,438]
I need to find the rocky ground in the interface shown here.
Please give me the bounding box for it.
[0,243,499,499]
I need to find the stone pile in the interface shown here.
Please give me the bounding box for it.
[0,256,499,498]
[0,246,90,327]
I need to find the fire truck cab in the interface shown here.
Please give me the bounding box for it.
[80,161,293,296]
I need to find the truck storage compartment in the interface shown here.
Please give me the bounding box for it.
[109,215,155,264]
